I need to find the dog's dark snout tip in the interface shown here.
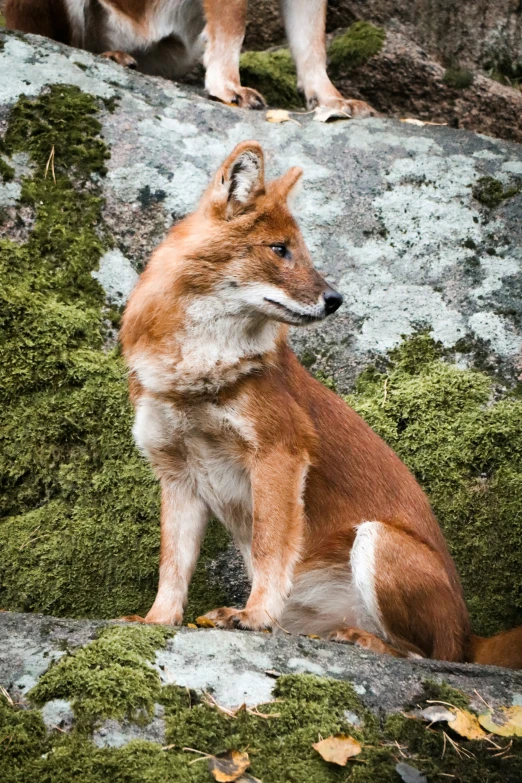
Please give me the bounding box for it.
[323,288,343,316]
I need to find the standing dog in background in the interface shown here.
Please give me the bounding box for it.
[5,0,373,114]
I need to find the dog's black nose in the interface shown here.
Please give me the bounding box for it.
[323,287,343,316]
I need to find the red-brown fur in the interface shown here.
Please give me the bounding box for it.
[120,141,522,669]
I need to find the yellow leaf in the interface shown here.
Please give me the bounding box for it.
[186,623,197,629]
[266,109,300,125]
[313,734,362,766]
[478,706,522,737]
[449,708,487,740]
[209,750,250,782]
[195,615,216,628]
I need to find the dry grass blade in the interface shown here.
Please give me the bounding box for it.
[44,145,56,183]
[0,686,14,706]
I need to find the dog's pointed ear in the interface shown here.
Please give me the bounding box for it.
[208,141,265,218]
[274,166,303,208]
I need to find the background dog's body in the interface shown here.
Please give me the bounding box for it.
[5,0,373,112]
[121,141,522,668]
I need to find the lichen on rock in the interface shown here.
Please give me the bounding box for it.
[346,331,522,635]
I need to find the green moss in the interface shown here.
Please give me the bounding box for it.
[29,625,172,727]
[0,156,15,182]
[414,679,470,710]
[239,49,303,109]
[315,370,338,392]
[328,21,385,75]
[4,672,522,782]
[0,85,230,621]
[238,22,384,109]
[345,332,522,635]
[0,13,6,28]
[472,175,521,207]
[443,67,474,89]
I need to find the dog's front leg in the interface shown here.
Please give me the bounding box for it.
[203,0,266,108]
[141,478,209,625]
[204,450,307,631]
[280,0,375,116]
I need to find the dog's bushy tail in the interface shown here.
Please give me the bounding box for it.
[468,626,522,669]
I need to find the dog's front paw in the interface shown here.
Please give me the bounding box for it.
[209,86,266,110]
[201,606,271,630]
[117,609,182,626]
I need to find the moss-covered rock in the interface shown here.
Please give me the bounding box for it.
[239,48,303,109]
[29,624,172,728]
[443,67,475,89]
[3,670,522,782]
[0,85,229,622]
[328,21,386,75]
[346,332,522,635]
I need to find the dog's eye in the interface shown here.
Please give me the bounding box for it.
[271,244,289,259]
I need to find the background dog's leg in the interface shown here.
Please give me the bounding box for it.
[203,0,266,108]
[140,479,209,625]
[279,0,375,116]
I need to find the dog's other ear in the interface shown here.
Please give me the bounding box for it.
[273,166,303,209]
[206,141,265,219]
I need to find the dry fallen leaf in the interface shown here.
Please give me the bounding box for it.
[450,708,487,740]
[395,762,428,783]
[479,706,522,737]
[266,109,300,125]
[412,705,456,724]
[313,734,362,766]
[313,106,351,123]
[186,623,197,629]
[209,750,250,782]
[195,615,216,628]
[400,118,447,127]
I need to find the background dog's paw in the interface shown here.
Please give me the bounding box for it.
[202,606,270,630]
[319,97,377,118]
[209,86,266,110]
[102,51,138,69]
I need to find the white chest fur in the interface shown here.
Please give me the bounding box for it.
[133,394,255,567]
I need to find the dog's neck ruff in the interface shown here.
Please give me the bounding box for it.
[132,302,283,399]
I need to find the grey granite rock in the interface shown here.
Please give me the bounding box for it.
[1,29,520,389]
[1,611,522,748]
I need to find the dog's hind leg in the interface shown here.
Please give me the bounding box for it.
[329,521,470,661]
